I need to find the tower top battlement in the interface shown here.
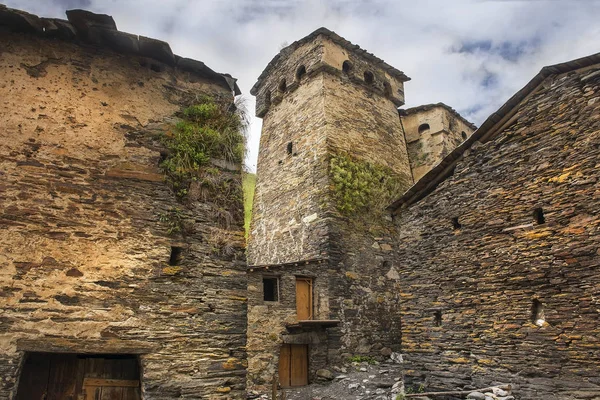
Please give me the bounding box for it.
[251,27,410,117]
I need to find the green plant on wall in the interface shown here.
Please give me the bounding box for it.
[159,96,247,200]
[329,153,407,216]
[158,207,185,236]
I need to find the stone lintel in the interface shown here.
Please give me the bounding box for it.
[17,338,159,354]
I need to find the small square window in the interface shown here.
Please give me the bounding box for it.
[263,277,279,302]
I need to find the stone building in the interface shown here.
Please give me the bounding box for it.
[2,3,599,399]
[0,6,246,400]
[389,52,600,399]
[248,26,600,400]
[246,28,477,392]
[400,103,476,182]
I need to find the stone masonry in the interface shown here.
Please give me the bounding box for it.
[0,6,246,399]
[401,103,477,182]
[390,60,600,399]
[247,28,417,393]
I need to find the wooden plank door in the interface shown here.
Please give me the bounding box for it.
[278,344,308,388]
[278,344,291,388]
[15,353,51,400]
[295,278,313,320]
[83,378,140,400]
[290,344,308,386]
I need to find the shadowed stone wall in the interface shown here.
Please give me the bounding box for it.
[392,65,600,399]
[0,7,246,399]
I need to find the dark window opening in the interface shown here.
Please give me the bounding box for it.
[451,217,461,230]
[531,299,545,327]
[264,90,271,107]
[461,131,467,140]
[263,277,279,302]
[434,310,442,326]
[287,142,293,155]
[158,151,168,166]
[296,65,306,81]
[384,81,392,97]
[279,78,287,92]
[418,123,430,134]
[534,207,545,224]
[364,70,374,84]
[169,246,183,266]
[342,60,352,74]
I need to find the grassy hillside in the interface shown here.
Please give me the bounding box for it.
[242,172,256,237]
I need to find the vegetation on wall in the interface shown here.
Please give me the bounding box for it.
[159,96,247,199]
[158,96,248,230]
[329,153,407,216]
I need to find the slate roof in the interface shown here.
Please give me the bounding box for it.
[388,51,600,213]
[0,4,240,95]
[251,27,410,95]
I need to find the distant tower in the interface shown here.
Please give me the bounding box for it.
[400,103,477,181]
[246,28,413,391]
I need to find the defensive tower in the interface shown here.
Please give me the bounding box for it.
[246,28,414,390]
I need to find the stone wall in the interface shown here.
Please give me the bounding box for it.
[246,261,333,392]
[402,104,476,182]
[247,30,413,392]
[392,65,600,399]
[0,13,246,400]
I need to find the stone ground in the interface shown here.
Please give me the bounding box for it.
[280,360,404,400]
[250,356,517,400]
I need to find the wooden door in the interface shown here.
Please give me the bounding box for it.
[278,344,308,388]
[296,278,313,320]
[83,378,140,400]
[15,353,140,400]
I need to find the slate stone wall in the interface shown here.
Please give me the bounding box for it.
[246,261,333,392]
[0,26,246,400]
[247,33,413,391]
[393,66,600,399]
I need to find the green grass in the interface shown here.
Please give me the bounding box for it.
[243,172,256,236]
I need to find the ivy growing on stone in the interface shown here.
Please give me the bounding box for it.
[329,153,405,216]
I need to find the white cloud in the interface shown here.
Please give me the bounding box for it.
[7,0,600,171]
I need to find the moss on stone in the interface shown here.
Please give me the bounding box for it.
[329,153,406,216]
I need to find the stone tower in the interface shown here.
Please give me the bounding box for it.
[248,28,412,266]
[246,28,413,390]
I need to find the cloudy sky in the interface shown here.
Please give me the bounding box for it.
[7,0,600,171]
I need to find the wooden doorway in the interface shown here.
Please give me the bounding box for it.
[15,353,141,400]
[278,344,308,387]
[295,277,313,320]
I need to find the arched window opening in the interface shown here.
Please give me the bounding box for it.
[533,208,545,225]
[531,299,545,327]
[364,70,374,84]
[461,131,467,140]
[287,142,293,155]
[418,123,431,134]
[342,60,352,74]
[296,65,306,81]
[279,78,287,92]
